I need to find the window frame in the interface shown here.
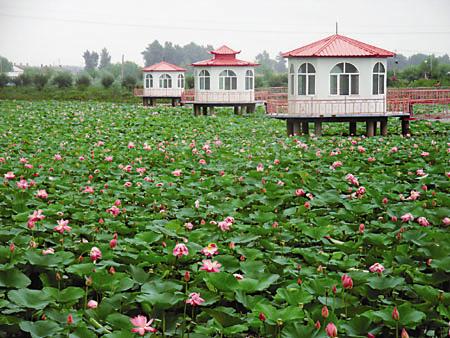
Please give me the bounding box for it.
[372,62,386,95]
[219,69,237,91]
[177,74,185,89]
[329,62,359,96]
[289,64,295,96]
[245,70,254,90]
[297,62,316,96]
[145,73,153,89]
[198,70,210,90]
[159,73,172,89]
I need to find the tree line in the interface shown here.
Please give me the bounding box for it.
[1,41,449,90]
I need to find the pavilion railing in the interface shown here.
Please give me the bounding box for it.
[134,88,184,97]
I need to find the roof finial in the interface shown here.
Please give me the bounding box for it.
[335,22,338,35]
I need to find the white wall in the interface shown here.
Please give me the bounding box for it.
[287,57,387,101]
[142,71,185,97]
[285,57,388,116]
[193,66,255,92]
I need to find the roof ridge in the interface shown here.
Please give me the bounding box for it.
[314,34,339,56]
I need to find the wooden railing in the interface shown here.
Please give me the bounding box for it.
[134,88,184,97]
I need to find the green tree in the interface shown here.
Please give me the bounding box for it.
[33,73,50,90]
[142,40,164,66]
[52,71,73,88]
[75,73,92,89]
[121,75,136,89]
[16,73,33,86]
[99,48,111,69]
[0,73,10,87]
[0,56,13,73]
[83,50,99,70]
[101,74,115,88]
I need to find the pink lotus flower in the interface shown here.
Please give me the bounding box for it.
[416,169,426,177]
[295,189,306,196]
[401,328,409,338]
[325,322,338,337]
[67,314,73,325]
[79,156,85,161]
[407,190,420,201]
[106,205,120,217]
[369,263,385,274]
[322,305,329,318]
[16,179,29,190]
[356,186,366,196]
[105,156,113,162]
[42,248,55,255]
[341,274,353,289]
[443,217,450,226]
[200,259,221,272]
[345,174,359,186]
[194,200,200,209]
[201,243,219,257]
[36,190,48,199]
[390,146,398,153]
[90,247,102,262]
[124,181,132,188]
[54,154,62,161]
[128,142,135,149]
[256,163,264,172]
[359,223,365,233]
[401,213,414,222]
[172,169,182,177]
[218,220,232,232]
[421,151,429,157]
[87,300,98,309]
[199,159,206,165]
[417,217,430,227]
[83,186,94,194]
[233,273,244,280]
[173,243,189,258]
[130,315,157,336]
[186,292,205,306]
[184,222,194,230]
[392,306,400,321]
[4,171,15,180]
[331,161,343,169]
[54,219,72,234]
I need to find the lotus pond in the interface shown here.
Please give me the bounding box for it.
[0,100,449,338]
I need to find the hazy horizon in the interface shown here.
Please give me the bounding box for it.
[1,0,450,67]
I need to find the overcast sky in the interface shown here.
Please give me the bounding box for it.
[1,0,449,67]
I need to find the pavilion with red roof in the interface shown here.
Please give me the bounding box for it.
[137,61,186,107]
[271,33,410,136]
[188,45,259,115]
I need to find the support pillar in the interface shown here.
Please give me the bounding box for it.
[380,119,388,136]
[293,121,300,135]
[287,120,294,136]
[143,97,147,107]
[366,121,375,137]
[149,98,154,106]
[373,121,378,136]
[349,122,357,135]
[234,106,239,115]
[193,104,200,116]
[401,118,410,136]
[314,121,322,136]
[209,106,215,115]
[301,122,309,135]
[171,98,176,107]
[202,107,208,116]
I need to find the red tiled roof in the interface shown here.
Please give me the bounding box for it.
[282,34,395,58]
[192,45,258,67]
[142,61,186,72]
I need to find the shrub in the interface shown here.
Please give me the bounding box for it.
[121,75,137,89]
[33,73,50,90]
[14,73,33,86]
[52,72,73,89]
[101,74,115,88]
[0,73,10,87]
[75,74,92,89]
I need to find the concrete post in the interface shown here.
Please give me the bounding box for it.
[209,106,215,115]
[401,119,410,136]
[380,119,388,136]
[234,106,239,115]
[202,107,208,116]
[314,121,322,136]
[302,122,309,135]
[287,120,294,136]
[293,121,300,135]
[366,121,375,137]
[349,122,357,135]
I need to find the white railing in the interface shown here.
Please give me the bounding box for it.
[282,98,387,116]
[194,91,255,103]
[141,88,184,97]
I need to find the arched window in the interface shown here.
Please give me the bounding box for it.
[298,63,316,95]
[199,70,210,90]
[145,74,153,88]
[177,74,185,89]
[159,74,172,88]
[289,64,295,95]
[372,62,385,95]
[330,62,359,95]
[245,70,254,90]
[219,70,237,90]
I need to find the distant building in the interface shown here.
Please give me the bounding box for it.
[190,45,259,115]
[139,61,186,106]
[7,65,25,78]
